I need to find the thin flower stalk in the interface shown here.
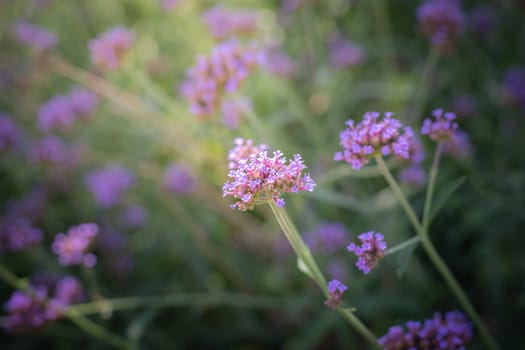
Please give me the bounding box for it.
[422,141,444,232]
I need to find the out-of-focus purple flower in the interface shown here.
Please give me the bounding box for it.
[51,223,98,267]
[119,204,148,228]
[443,130,473,159]
[304,222,351,254]
[378,310,473,349]
[0,113,22,153]
[89,27,135,70]
[160,0,183,11]
[180,40,264,118]
[469,6,497,38]
[38,95,75,132]
[54,276,84,305]
[164,162,196,195]
[223,149,316,211]
[327,260,348,281]
[416,0,465,51]
[347,231,387,274]
[0,218,43,253]
[407,135,425,165]
[265,48,295,77]
[328,35,365,70]
[324,279,347,309]
[334,112,414,170]
[421,108,458,142]
[85,166,135,207]
[503,67,525,111]
[399,165,427,188]
[14,21,57,52]
[68,88,98,118]
[227,138,268,170]
[221,97,252,130]
[96,230,134,278]
[29,135,67,164]
[5,188,48,222]
[451,94,476,118]
[202,6,259,39]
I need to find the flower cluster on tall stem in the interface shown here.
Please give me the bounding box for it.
[347,231,387,274]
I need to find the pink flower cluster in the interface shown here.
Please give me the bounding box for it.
[180,40,264,118]
[421,108,458,141]
[38,88,98,133]
[347,231,387,274]
[223,148,316,211]
[14,21,57,52]
[334,112,413,170]
[324,279,347,309]
[51,223,98,267]
[227,137,268,170]
[202,6,259,39]
[89,27,135,70]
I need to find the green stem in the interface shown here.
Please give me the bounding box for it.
[408,48,440,124]
[385,236,421,256]
[267,201,380,348]
[422,142,444,232]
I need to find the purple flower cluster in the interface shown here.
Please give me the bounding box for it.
[328,35,365,70]
[51,223,98,267]
[347,231,387,274]
[89,27,135,70]
[85,166,135,207]
[96,230,134,278]
[503,67,525,111]
[334,112,413,170]
[416,0,465,51]
[399,166,427,188]
[265,47,295,78]
[421,109,458,142]
[38,88,98,133]
[180,40,264,118]
[119,204,148,228]
[29,135,67,164]
[378,311,473,350]
[2,276,84,333]
[324,279,347,309]
[227,137,268,170]
[0,113,21,153]
[443,130,473,159]
[221,97,252,130]
[202,6,259,39]
[164,162,196,195]
[14,21,58,52]
[304,221,351,254]
[0,218,43,254]
[222,149,316,211]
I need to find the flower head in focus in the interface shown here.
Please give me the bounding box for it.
[334,111,413,170]
[347,231,387,274]
[421,108,458,141]
[223,148,315,211]
[227,137,268,170]
[89,27,135,70]
[52,223,98,267]
[14,21,57,53]
[324,279,347,309]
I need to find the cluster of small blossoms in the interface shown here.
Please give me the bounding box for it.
[52,223,98,267]
[202,6,259,39]
[421,109,458,141]
[347,231,387,274]
[29,135,67,164]
[503,67,525,111]
[399,135,427,187]
[324,279,347,309]
[180,40,264,118]
[2,276,84,333]
[14,21,57,53]
[88,27,135,70]
[223,149,316,211]
[38,87,98,133]
[416,0,465,51]
[443,130,473,159]
[304,222,351,254]
[164,162,196,195]
[0,218,43,254]
[85,166,135,208]
[227,137,268,170]
[378,311,473,350]
[334,112,413,170]
[0,113,22,153]
[328,35,365,70]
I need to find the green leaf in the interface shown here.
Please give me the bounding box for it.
[297,257,314,279]
[429,176,466,223]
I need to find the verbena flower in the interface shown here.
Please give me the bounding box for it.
[89,27,135,70]
[38,95,76,132]
[221,97,251,130]
[443,130,473,159]
[0,113,22,153]
[5,188,48,222]
[52,223,98,267]
[347,231,387,274]
[67,87,98,118]
[14,21,57,52]
[324,279,347,309]
[421,108,458,141]
[378,310,473,350]
[227,137,268,170]
[265,47,295,77]
[222,149,316,211]
[328,35,365,70]
[334,111,413,170]
[119,204,148,228]
[180,40,264,118]
[0,218,43,254]
[29,135,67,164]
[304,221,351,254]
[164,162,196,195]
[85,166,135,207]
[399,165,427,187]
[416,0,465,52]
[202,6,258,39]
